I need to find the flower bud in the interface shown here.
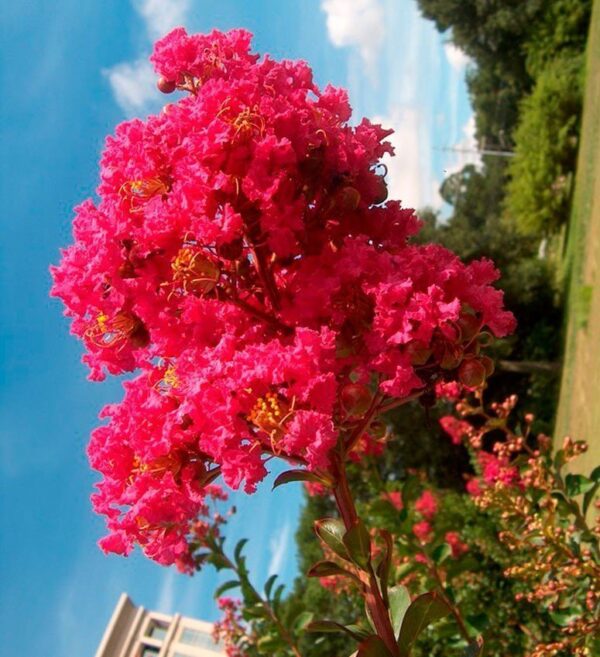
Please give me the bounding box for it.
[218,238,244,260]
[457,312,481,343]
[157,77,177,94]
[479,355,495,377]
[439,344,463,370]
[336,186,361,211]
[340,383,372,417]
[458,358,487,388]
[407,341,432,366]
[129,319,150,348]
[372,176,388,204]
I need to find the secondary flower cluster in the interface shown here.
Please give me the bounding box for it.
[213,598,246,657]
[51,28,514,567]
[440,393,600,657]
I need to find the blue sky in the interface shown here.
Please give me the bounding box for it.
[0,2,475,656]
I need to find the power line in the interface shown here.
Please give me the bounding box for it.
[436,146,515,158]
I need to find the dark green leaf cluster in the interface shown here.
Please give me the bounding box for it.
[505,55,584,236]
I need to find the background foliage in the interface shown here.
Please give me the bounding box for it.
[274,3,596,656]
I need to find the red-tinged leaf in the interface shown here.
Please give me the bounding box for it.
[343,519,371,569]
[357,635,392,657]
[315,517,350,560]
[388,585,411,638]
[272,469,322,489]
[307,620,371,642]
[307,560,358,581]
[397,592,452,657]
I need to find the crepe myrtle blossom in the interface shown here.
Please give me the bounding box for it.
[51,27,515,569]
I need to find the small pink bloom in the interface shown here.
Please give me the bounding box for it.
[445,531,469,558]
[412,521,433,543]
[384,491,403,511]
[439,415,472,445]
[415,490,438,520]
[466,478,482,497]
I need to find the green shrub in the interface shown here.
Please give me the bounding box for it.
[505,56,583,236]
[525,0,592,78]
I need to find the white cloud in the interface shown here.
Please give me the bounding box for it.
[268,522,291,576]
[106,0,193,115]
[444,114,481,177]
[156,569,177,613]
[443,42,470,71]
[374,106,441,210]
[321,0,385,73]
[133,0,192,40]
[104,59,161,117]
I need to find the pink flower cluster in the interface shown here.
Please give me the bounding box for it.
[213,597,245,657]
[51,28,514,567]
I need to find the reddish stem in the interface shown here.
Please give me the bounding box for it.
[424,553,471,643]
[333,455,399,657]
[230,295,293,335]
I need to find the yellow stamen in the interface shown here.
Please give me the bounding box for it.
[218,102,265,141]
[247,392,295,454]
[85,311,149,350]
[119,176,170,213]
[171,247,220,296]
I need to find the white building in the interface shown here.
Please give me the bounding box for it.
[94,593,225,657]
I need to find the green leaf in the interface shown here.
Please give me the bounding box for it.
[272,583,286,611]
[402,477,421,505]
[550,490,576,516]
[565,473,595,497]
[388,585,411,638]
[242,602,267,620]
[397,592,452,657]
[583,480,599,515]
[376,530,393,600]
[446,556,480,580]
[240,581,261,606]
[343,520,371,569]
[257,633,284,652]
[214,579,240,598]
[465,613,489,634]
[264,573,278,599]
[307,620,371,642]
[307,560,358,580]
[553,449,566,470]
[357,635,391,657]
[293,611,315,632]
[234,538,248,563]
[431,543,452,565]
[273,469,322,489]
[194,552,210,568]
[208,552,231,571]
[395,562,418,580]
[315,517,351,560]
[590,465,600,482]
[464,638,484,657]
[549,609,580,627]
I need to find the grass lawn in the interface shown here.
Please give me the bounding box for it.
[554,0,600,474]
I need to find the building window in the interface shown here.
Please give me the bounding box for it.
[140,646,160,657]
[179,628,220,652]
[146,620,169,641]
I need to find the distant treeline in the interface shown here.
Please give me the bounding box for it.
[414,0,592,428]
